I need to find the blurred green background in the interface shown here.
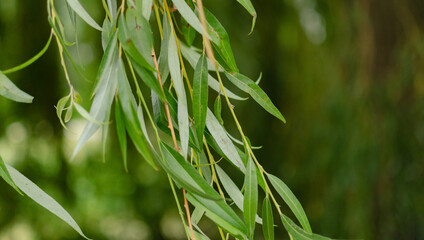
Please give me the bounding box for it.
[1,0,423,239]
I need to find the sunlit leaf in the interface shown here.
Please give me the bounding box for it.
[67,0,102,31]
[0,71,33,103]
[6,164,90,239]
[244,157,258,239]
[225,72,286,123]
[193,53,208,147]
[280,214,331,240]
[206,109,245,172]
[262,197,274,240]
[168,32,189,158]
[268,174,312,233]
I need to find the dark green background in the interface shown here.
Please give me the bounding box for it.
[0,0,423,239]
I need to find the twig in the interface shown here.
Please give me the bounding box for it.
[151,47,196,240]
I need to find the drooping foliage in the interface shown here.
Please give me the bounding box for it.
[0,0,334,239]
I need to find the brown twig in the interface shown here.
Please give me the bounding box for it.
[151,47,196,240]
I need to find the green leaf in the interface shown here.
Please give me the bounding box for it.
[73,32,119,158]
[268,174,312,233]
[118,11,155,72]
[64,106,73,123]
[56,95,71,128]
[0,156,22,195]
[171,0,213,43]
[6,164,90,239]
[204,8,238,72]
[180,44,246,100]
[179,44,221,72]
[158,13,171,83]
[117,60,157,170]
[193,53,209,147]
[262,197,274,240]
[191,207,205,225]
[214,95,223,125]
[115,99,128,172]
[0,71,33,103]
[130,60,166,102]
[244,157,258,239]
[280,214,332,240]
[235,0,257,34]
[159,143,221,200]
[206,109,245,172]
[182,18,196,47]
[67,0,102,31]
[168,32,189,158]
[142,0,153,20]
[73,102,108,125]
[225,72,286,123]
[216,165,262,223]
[185,193,247,239]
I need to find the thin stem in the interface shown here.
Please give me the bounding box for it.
[152,47,196,240]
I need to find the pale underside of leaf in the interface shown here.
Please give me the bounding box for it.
[0,71,33,103]
[206,109,245,172]
[268,174,312,233]
[6,164,89,239]
[67,0,102,31]
[168,32,189,158]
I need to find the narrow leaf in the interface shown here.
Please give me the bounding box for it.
[180,44,246,100]
[193,53,208,147]
[0,156,22,195]
[118,12,154,71]
[225,72,286,123]
[67,0,102,31]
[204,9,238,72]
[72,33,119,158]
[262,197,274,240]
[244,157,258,239]
[0,71,33,103]
[168,32,189,158]
[171,0,214,43]
[214,95,223,125]
[159,143,221,200]
[268,174,312,233]
[206,109,245,172]
[6,164,90,239]
[235,0,257,34]
[56,95,71,128]
[115,99,128,172]
[186,192,248,239]
[117,60,157,169]
[280,214,331,240]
